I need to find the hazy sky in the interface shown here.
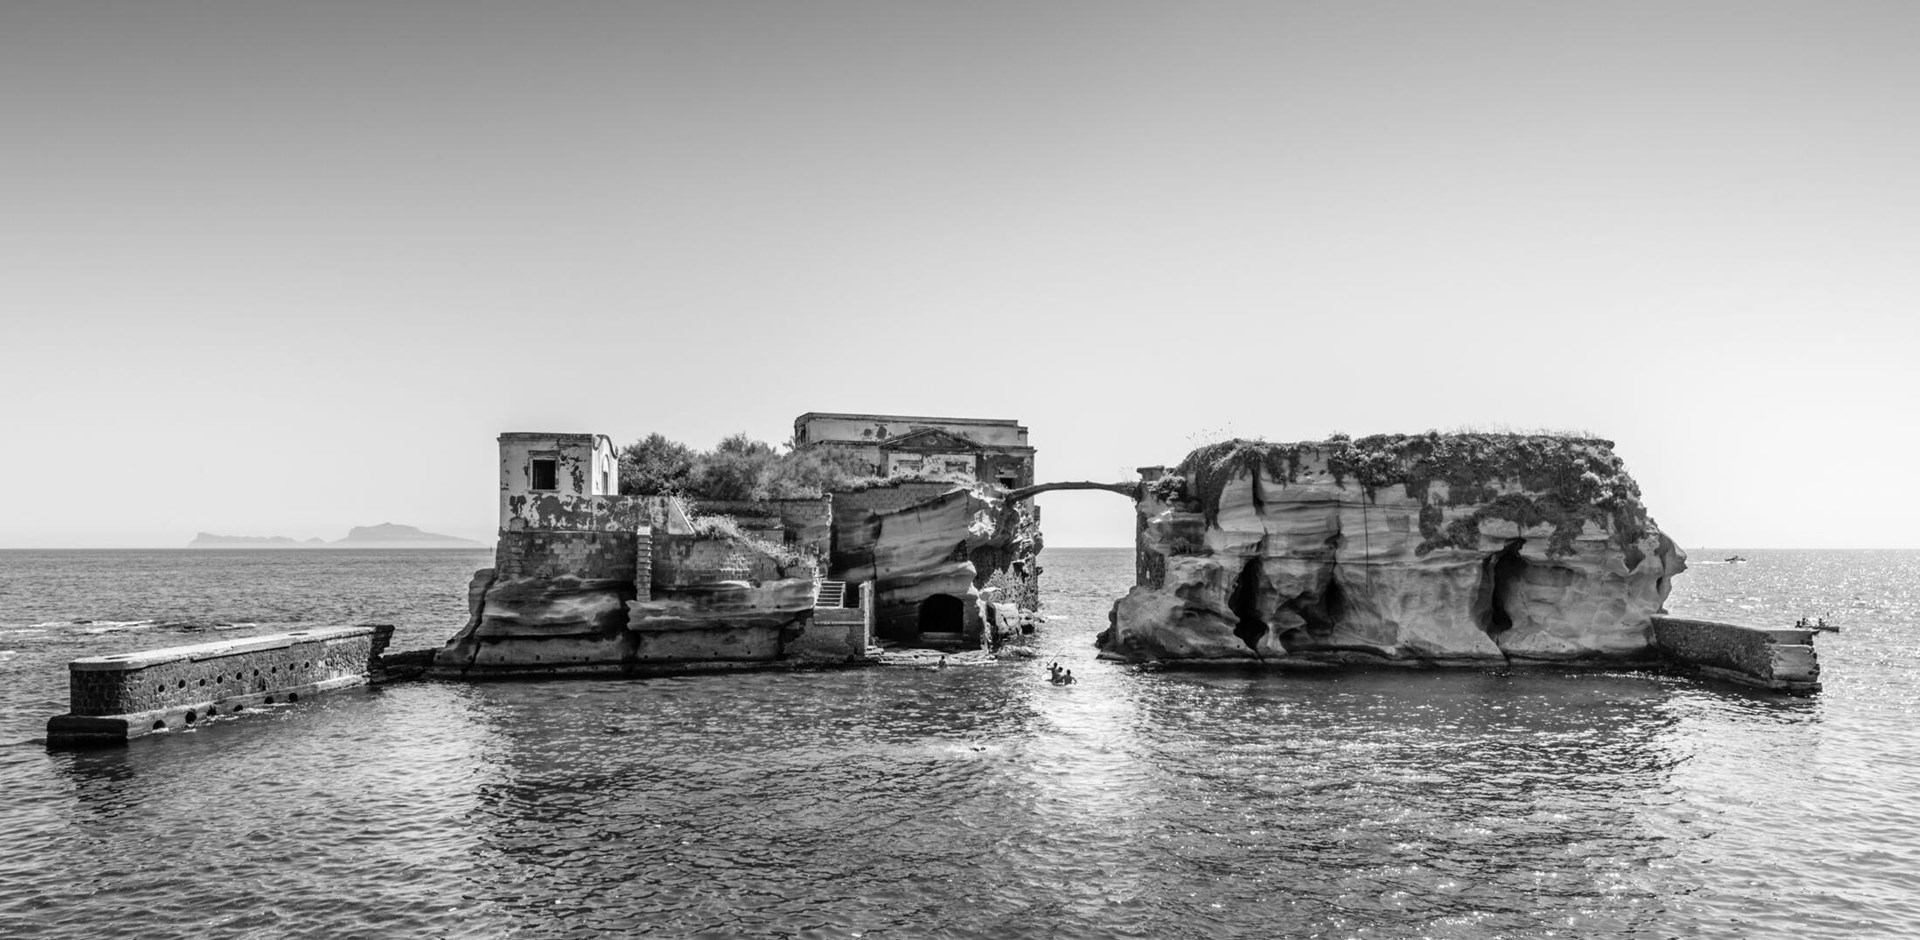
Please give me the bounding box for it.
[4,1,1916,549]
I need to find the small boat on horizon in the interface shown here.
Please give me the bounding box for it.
[1725,555,1748,563]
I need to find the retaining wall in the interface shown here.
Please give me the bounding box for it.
[47,625,394,749]
[693,497,833,558]
[788,582,876,663]
[495,530,639,581]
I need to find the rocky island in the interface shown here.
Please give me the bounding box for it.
[189,523,481,549]
[1103,433,1688,667]
[432,416,1043,677]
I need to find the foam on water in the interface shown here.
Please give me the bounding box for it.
[0,547,1916,938]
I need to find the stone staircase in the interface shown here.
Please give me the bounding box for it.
[814,579,847,609]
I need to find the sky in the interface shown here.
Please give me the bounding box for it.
[3,1,1917,549]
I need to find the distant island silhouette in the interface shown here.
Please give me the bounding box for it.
[188,523,482,549]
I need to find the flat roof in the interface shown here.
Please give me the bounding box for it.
[794,412,1024,427]
[498,432,601,442]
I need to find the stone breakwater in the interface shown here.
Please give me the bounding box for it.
[1104,434,1688,667]
[1652,615,1820,692]
[46,624,393,748]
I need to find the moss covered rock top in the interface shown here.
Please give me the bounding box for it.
[1160,432,1658,558]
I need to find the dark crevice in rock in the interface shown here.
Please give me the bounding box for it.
[1483,538,1527,635]
[1281,577,1346,635]
[1228,557,1267,653]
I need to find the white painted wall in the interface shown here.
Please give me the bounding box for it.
[497,432,599,529]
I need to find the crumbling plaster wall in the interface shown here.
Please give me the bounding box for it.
[498,433,618,531]
[795,413,1030,449]
[886,451,979,478]
[502,493,693,534]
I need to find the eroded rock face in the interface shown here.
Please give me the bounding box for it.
[434,530,853,673]
[830,483,1038,647]
[628,579,815,663]
[435,571,637,670]
[1103,435,1686,666]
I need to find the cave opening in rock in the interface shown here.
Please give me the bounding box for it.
[1485,538,1528,633]
[917,593,965,636]
[1229,557,1267,651]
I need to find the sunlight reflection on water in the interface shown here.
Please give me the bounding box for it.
[0,548,1917,938]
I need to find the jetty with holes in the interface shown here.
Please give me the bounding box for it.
[46,625,394,749]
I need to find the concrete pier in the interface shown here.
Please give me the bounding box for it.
[1652,615,1820,693]
[46,625,393,749]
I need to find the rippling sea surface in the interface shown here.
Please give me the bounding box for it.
[3,547,1918,939]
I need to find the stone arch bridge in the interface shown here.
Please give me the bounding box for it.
[1001,480,1141,503]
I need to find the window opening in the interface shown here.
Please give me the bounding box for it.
[531,458,558,491]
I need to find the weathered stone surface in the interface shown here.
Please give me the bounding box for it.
[628,578,815,663]
[1103,435,1685,667]
[1109,556,1254,660]
[830,483,1036,647]
[435,529,868,674]
[474,577,634,637]
[1653,615,1820,691]
[47,625,392,749]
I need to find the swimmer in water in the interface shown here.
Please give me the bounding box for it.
[1047,661,1063,683]
[1062,669,1077,685]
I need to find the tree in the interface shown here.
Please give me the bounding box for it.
[617,433,696,496]
[761,444,878,498]
[617,431,892,501]
[688,433,780,500]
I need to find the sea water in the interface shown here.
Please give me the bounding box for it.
[1,547,1917,939]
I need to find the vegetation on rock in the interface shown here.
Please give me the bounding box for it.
[1170,432,1654,558]
[619,433,883,500]
[680,508,819,571]
[620,431,993,501]
[623,433,1003,574]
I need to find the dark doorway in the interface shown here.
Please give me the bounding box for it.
[918,594,965,635]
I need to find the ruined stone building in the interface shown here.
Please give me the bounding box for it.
[437,416,1043,676]
[792,412,1035,490]
[794,412,1042,643]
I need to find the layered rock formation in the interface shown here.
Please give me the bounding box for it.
[433,522,848,675]
[828,482,1038,647]
[1103,434,1685,666]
